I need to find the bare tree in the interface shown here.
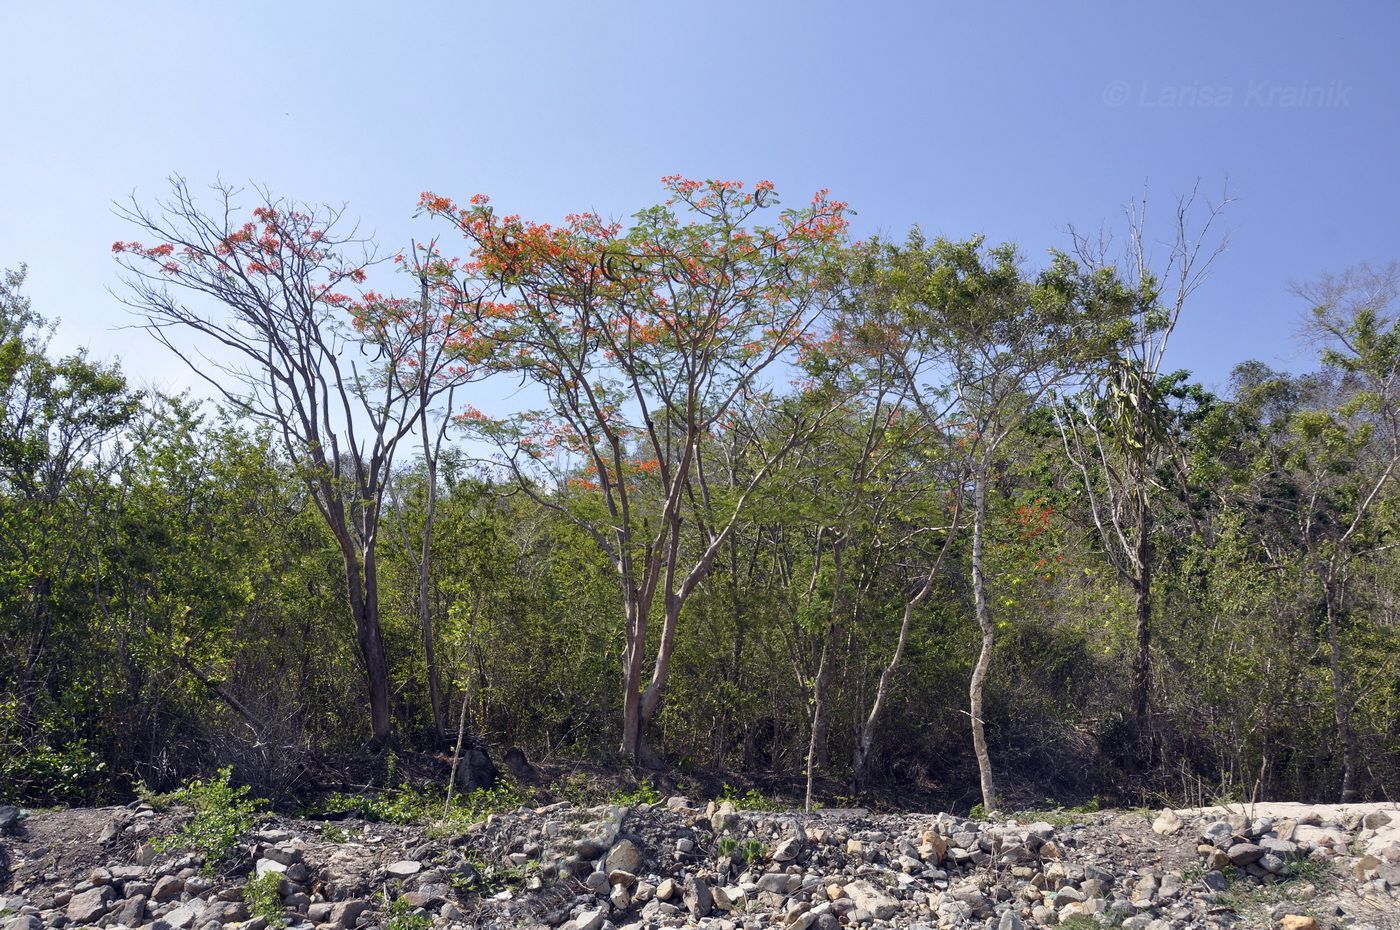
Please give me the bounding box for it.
[1058,182,1231,744]
[113,178,479,743]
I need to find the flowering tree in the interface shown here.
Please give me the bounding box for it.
[421,176,850,764]
[113,178,484,743]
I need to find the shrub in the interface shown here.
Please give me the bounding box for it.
[310,778,528,827]
[382,895,430,930]
[155,767,267,868]
[242,872,286,928]
[717,784,782,812]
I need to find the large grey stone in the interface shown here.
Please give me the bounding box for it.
[604,838,645,875]
[66,887,114,924]
[683,875,713,918]
[843,880,898,921]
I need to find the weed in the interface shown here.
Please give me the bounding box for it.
[153,767,266,870]
[381,895,430,930]
[242,872,286,929]
[307,778,527,828]
[738,838,767,864]
[320,822,349,843]
[611,778,663,807]
[717,784,782,812]
[716,836,739,860]
[1056,917,1101,930]
[714,835,767,865]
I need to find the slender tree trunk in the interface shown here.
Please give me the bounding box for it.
[633,597,682,769]
[419,455,445,743]
[1324,577,1359,801]
[854,493,960,790]
[1131,485,1153,742]
[968,473,998,813]
[853,599,912,790]
[347,547,393,743]
[805,628,834,812]
[620,596,649,763]
[805,541,844,810]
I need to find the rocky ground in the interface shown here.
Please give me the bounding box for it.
[1,797,1398,930]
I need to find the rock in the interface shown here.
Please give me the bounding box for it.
[65,887,114,924]
[253,858,286,879]
[1151,810,1183,836]
[454,746,498,791]
[1226,842,1265,866]
[0,805,23,831]
[327,900,367,929]
[261,845,301,866]
[112,895,147,925]
[772,836,802,862]
[162,902,201,930]
[501,746,536,783]
[384,860,422,878]
[1363,811,1393,831]
[1200,821,1233,847]
[4,917,41,930]
[1201,870,1229,892]
[604,838,646,875]
[1280,917,1320,930]
[711,803,740,835]
[683,876,713,918]
[656,878,675,901]
[560,908,605,930]
[842,880,897,921]
[757,873,800,895]
[151,876,184,903]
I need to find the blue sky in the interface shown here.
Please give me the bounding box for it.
[2,1,1396,398]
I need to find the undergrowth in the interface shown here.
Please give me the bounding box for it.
[143,767,266,870]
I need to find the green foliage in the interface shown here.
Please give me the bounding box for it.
[738,838,767,864]
[311,778,528,827]
[714,836,768,866]
[242,872,286,929]
[612,779,663,807]
[320,822,350,843]
[381,895,431,930]
[715,836,738,860]
[717,784,783,812]
[154,768,266,868]
[0,728,107,806]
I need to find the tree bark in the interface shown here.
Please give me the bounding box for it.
[347,547,393,744]
[1324,578,1359,801]
[969,473,998,813]
[1131,485,1153,741]
[805,628,834,812]
[419,452,445,744]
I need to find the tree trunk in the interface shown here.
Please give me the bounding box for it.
[419,456,445,744]
[969,474,998,813]
[853,600,913,790]
[1131,485,1153,745]
[1324,578,1359,801]
[805,628,834,812]
[619,596,649,764]
[347,547,393,743]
